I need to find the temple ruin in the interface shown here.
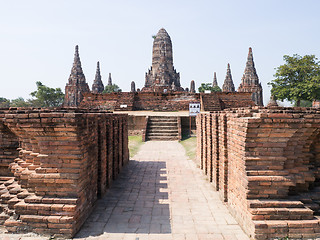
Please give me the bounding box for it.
[197,107,320,239]
[0,108,128,237]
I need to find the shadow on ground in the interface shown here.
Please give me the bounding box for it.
[75,159,171,238]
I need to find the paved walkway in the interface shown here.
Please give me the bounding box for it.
[75,141,249,240]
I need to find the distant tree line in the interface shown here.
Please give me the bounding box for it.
[0,81,64,108]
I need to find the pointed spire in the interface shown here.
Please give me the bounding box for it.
[64,45,90,107]
[222,64,235,92]
[238,47,263,106]
[92,61,104,94]
[267,95,278,107]
[131,81,136,92]
[108,73,112,86]
[190,80,196,93]
[212,72,218,87]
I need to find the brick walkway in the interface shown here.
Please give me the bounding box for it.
[75,141,249,240]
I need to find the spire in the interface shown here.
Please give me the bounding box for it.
[131,81,136,92]
[222,64,235,92]
[238,47,263,106]
[267,95,278,107]
[92,61,104,94]
[108,73,112,86]
[213,72,218,87]
[64,45,90,107]
[190,80,196,93]
[143,28,182,92]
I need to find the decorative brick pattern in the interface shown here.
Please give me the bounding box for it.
[197,107,320,239]
[0,108,128,237]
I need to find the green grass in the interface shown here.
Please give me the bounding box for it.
[128,135,145,158]
[179,136,197,162]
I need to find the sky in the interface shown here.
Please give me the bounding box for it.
[1,0,320,106]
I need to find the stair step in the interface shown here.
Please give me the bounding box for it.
[249,200,304,208]
[250,207,314,220]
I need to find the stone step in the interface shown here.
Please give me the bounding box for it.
[148,122,177,126]
[148,129,178,133]
[250,207,314,220]
[247,170,289,176]
[148,133,178,137]
[147,136,179,141]
[249,200,304,208]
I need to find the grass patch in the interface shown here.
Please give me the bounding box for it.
[180,136,197,161]
[128,135,145,158]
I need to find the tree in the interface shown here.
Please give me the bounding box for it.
[0,97,10,108]
[268,54,320,106]
[103,84,122,93]
[198,83,222,93]
[30,81,64,107]
[10,97,31,107]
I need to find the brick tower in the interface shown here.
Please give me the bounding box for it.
[212,72,218,87]
[64,45,90,107]
[222,64,235,92]
[91,61,104,94]
[107,73,112,86]
[143,28,183,92]
[238,47,263,106]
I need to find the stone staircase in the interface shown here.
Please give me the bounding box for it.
[146,116,180,141]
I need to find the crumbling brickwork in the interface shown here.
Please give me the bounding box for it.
[81,92,255,112]
[0,108,129,237]
[197,107,320,239]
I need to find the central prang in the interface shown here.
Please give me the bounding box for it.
[142,28,183,92]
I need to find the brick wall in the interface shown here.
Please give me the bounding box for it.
[0,108,129,237]
[197,107,320,239]
[79,92,255,111]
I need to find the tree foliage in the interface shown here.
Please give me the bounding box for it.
[268,54,320,106]
[10,97,31,107]
[103,84,122,93]
[198,83,222,93]
[0,97,10,108]
[30,81,64,107]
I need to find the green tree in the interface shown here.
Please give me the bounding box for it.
[30,81,64,107]
[268,54,320,106]
[198,83,222,93]
[103,84,122,93]
[0,97,10,108]
[10,97,31,107]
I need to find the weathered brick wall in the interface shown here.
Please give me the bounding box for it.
[197,107,320,239]
[0,108,129,237]
[79,92,255,111]
[0,122,18,175]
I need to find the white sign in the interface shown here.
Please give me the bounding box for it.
[120,105,128,108]
[189,102,201,116]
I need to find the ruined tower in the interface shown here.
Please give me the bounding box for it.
[190,80,196,93]
[91,61,104,94]
[212,72,218,87]
[143,28,183,92]
[222,64,235,92]
[238,47,263,106]
[107,73,112,86]
[131,81,136,92]
[64,45,90,107]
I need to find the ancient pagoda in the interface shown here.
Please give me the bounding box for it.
[222,63,235,92]
[142,28,183,92]
[91,61,104,94]
[238,47,263,106]
[64,45,90,107]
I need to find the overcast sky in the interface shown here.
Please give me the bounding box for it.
[1,0,319,106]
